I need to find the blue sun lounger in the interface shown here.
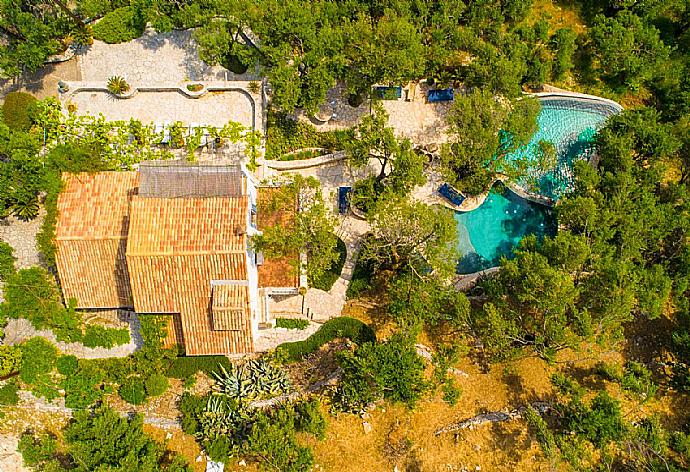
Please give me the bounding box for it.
[427,88,454,103]
[438,183,465,206]
[338,186,352,214]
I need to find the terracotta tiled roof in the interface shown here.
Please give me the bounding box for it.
[257,187,299,288]
[126,195,254,355]
[211,284,250,331]
[56,172,139,240]
[56,172,138,308]
[127,196,249,256]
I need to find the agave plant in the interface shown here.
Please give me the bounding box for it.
[107,76,130,96]
[212,360,291,403]
[11,195,40,221]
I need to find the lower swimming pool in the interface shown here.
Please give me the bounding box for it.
[455,185,556,274]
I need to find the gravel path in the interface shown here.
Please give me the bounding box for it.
[2,316,142,359]
[0,210,46,303]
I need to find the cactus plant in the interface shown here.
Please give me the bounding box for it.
[212,360,291,403]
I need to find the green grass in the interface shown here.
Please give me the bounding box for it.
[275,318,310,330]
[310,238,347,291]
[276,317,375,362]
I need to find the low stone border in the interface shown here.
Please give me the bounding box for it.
[263,150,347,170]
[60,80,260,132]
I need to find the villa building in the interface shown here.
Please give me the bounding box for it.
[55,163,299,355]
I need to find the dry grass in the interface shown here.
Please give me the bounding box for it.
[529,0,587,34]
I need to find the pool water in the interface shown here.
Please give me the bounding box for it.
[455,186,556,274]
[504,97,619,200]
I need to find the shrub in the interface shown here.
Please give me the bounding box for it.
[92,7,145,44]
[333,334,427,412]
[294,399,327,439]
[0,268,83,342]
[62,361,105,408]
[18,337,60,401]
[246,411,314,472]
[265,113,352,160]
[345,250,377,299]
[2,92,37,130]
[0,379,19,405]
[56,355,79,376]
[310,237,346,291]
[119,376,147,405]
[36,190,58,270]
[0,345,22,377]
[276,317,376,362]
[179,392,207,435]
[144,373,169,397]
[165,355,233,379]
[275,318,310,330]
[82,325,130,348]
[0,242,16,281]
[106,75,130,95]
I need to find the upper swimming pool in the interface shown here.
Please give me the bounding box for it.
[505,96,621,200]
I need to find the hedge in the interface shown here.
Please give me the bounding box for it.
[276,317,375,362]
[165,355,233,379]
[0,380,19,405]
[1,91,36,130]
[275,318,310,330]
[92,7,145,44]
[311,237,346,291]
[82,325,130,349]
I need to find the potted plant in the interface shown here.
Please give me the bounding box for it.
[107,76,130,96]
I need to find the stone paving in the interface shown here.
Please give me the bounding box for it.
[69,88,255,129]
[295,82,453,146]
[0,58,81,102]
[79,28,259,84]
[253,320,321,352]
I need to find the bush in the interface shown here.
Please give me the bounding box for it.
[144,373,169,397]
[0,379,19,405]
[276,317,376,362]
[56,355,79,376]
[179,392,207,435]
[0,344,22,377]
[265,113,352,160]
[119,376,147,405]
[92,6,145,44]
[19,337,60,401]
[294,399,327,440]
[310,237,346,291]
[0,242,16,281]
[275,318,310,330]
[2,92,37,130]
[0,268,83,342]
[165,355,233,379]
[36,190,58,270]
[62,361,105,408]
[82,325,130,348]
[333,334,427,412]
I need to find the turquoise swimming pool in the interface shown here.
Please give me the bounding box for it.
[505,96,620,200]
[455,185,555,274]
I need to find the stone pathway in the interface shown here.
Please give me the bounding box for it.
[253,321,321,352]
[0,58,81,102]
[2,317,142,359]
[0,434,27,472]
[79,28,259,85]
[0,210,46,303]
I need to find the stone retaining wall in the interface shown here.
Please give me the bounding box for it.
[263,150,347,170]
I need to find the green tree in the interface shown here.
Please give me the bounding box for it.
[346,104,425,211]
[442,90,540,194]
[360,196,458,278]
[588,10,671,89]
[550,28,577,80]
